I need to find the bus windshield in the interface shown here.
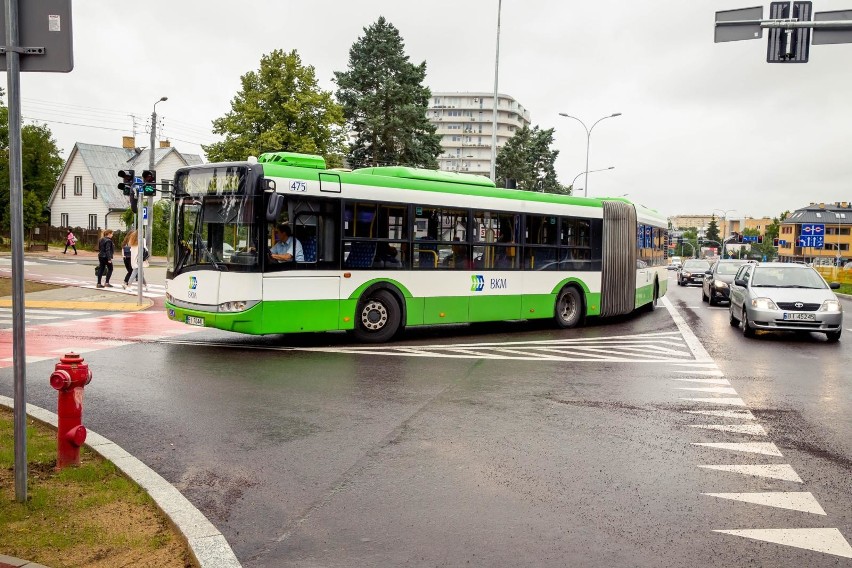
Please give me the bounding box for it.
[172,193,261,272]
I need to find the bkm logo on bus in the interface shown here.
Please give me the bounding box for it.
[189,276,198,290]
[471,275,508,292]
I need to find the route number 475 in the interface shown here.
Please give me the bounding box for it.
[288,180,307,192]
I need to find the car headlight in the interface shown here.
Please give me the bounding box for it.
[751,297,779,310]
[819,300,842,312]
[217,300,258,313]
[683,272,691,277]
[714,280,728,288]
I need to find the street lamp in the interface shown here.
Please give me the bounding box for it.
[712,208,736,258]
[489,0,502,182]
[136,96,167,305]
[558,112,622,197]
[571,166,614,192]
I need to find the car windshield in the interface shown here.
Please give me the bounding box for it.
[751,267,828,289]
[716,262,748,275]
[683,260,710,271]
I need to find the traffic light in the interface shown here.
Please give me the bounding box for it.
[773,237,780,247]
[142,170,157,196]
[117,169,135,195]
[757,235,764,244]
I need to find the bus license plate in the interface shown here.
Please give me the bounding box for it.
[186,315,205,326]
[783,313,815,321]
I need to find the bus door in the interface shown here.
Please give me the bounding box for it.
[262,197,341,333]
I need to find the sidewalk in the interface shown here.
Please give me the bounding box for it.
[0,245,158,311]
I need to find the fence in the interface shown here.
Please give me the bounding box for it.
[2,224,132,252]
[816,266,852,286]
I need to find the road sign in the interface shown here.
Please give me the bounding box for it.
[767,2,813,63]
[813,10,852,44]
[142,207,148,221]
[742,235,759,243]
[0,0,73,72]
[798,235,824,248]
[801,223,825,236]
[715,6,764,42]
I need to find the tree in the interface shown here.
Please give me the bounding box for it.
[705,215,720,244]
[204,49,345,165]
[496,125,566,193]
[680,227,698,258]
[334,17,442,169]
[0,92,64,235]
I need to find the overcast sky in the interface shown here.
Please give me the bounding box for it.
[7,0,852,219]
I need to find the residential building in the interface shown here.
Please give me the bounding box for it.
[777,202,852,265]
[728,216,774,236]
[427,92,531,176]
[47,138,203,230]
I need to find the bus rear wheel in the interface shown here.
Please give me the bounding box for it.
[354,289,401,343]
[555,286,584,329]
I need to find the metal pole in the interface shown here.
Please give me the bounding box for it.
[5,0,27,503]
[489,0,502,182]
[583,131,591,198]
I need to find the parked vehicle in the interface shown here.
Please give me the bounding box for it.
[729,262,843,342]
[701,259,755,306]
[677,259,712,286]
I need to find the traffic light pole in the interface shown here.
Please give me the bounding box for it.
[136,189,144,306]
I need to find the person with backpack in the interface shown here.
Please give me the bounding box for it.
[63,228,77,255]
[126,230,149,291]
[96,229,115,288]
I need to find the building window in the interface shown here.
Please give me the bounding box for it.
[74,176,82,196]
[61,184,66,199]
[60,213,69,227]
[88,214,97,230]
[93,183,98,199]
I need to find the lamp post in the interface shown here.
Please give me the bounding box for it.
[712,208,736,258]
[570,166,614,193]
[489,0,502,182]
[558,112,621,197]
[137,96,167,305]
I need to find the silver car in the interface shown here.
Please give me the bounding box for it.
[729,262,843,341]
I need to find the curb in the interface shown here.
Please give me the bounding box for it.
[0,299,153,311]
[0,554,49,568]
[0,396,241,568]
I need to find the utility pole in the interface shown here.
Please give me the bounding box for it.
[490,0,502,183]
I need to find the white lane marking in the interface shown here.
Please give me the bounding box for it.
[698,464,803,483]
[0,308,91,316]
[674,369,725,376]
[692,442,783,457]
[685,409,755,420]
[703,492,826,515]
[681,397,746,406]
[661,296,712,362]
[713,528,852,558]
[690,424,767,435]
[673,378,731,385]
[677,386,739,394]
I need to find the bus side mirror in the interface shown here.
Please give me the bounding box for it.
[266,192,284,221]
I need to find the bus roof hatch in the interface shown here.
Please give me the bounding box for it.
[257,152,327,169]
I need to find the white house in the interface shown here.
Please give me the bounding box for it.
[47,138,203,230]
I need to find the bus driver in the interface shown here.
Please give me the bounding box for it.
[270,224,304,262]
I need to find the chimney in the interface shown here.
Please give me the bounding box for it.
[819,203,825,209]
[122,136,136,149]
[159,140,171,148]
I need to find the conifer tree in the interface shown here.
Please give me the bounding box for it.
[496,125,565,193]
[334,17,442,169]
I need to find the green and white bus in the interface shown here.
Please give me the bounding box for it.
[165,152,668,342]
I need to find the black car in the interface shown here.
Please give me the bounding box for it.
[701,259,755,305]
[677,259,712,286]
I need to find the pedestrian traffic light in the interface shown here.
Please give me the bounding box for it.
[117,169,135,195]
[142,170,157,196]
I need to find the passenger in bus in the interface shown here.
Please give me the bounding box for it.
[376,243,401,267]
[269,224,304,262]
[445,240,471,269]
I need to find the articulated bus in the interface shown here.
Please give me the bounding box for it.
[165,152,668,342]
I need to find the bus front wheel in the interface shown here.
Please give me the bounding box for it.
[555,286,584,329]
[354,289,401,343]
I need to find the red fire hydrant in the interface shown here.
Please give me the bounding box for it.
[49,352,92,469]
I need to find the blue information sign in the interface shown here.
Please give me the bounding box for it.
[799,224,825,248]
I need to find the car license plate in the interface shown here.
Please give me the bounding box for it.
[783,312,815,321]
[186,315,205,326]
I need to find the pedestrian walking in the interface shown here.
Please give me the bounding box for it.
[126,230,149,291]
[63,228,77,254]
[121,231,134,288]
[96,229,115,288]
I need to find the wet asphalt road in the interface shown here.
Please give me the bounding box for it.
[3,270,851,566]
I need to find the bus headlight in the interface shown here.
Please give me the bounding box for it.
[819,300,842,312]
[218,300,258,313]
